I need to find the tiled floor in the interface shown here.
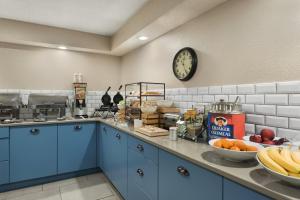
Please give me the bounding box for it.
[0,173,123,200]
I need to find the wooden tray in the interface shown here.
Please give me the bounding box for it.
[142,113,159,119]
[158,107,180,113]
[136,126,169,137]
[143,119,159,124]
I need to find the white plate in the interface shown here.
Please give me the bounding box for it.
[243,136,287,147]
[256,148,300,187]
[209,139,264,162]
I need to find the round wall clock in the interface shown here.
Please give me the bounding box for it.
[172,47,198,81]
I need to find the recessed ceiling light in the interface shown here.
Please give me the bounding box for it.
[58,46,67,50]
[138,36,148,41]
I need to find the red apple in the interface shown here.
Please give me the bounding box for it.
[260,129,275,141]
[262,140,275,145]
[249,134,262,143]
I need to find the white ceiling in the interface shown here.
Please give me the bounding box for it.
[0,0,149,36]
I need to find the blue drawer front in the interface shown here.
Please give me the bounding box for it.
[159,150,223,200]
[0,139,9,161]
[128,136,158,165]
[58,123,97,174]
[223,179,271,200]
[10,125,58,182]
[128,148,158,200]
[0,161,9,185]
[0,128,9,139]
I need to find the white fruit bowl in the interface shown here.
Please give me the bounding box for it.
[156,100,173,107]
[209,139,264,162]
[256,147,300,187]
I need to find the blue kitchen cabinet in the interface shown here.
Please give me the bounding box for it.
[100,124,128,199]
[0,139,9,161]
[223,179,271,200]
[0,161,9,185]
[99,124,114,179]
[159,150,223,200]
[110,129,128,199]
[128,136,158,200]
[0,127,9,139]
[58,123,97,174]
[10,125,58,182]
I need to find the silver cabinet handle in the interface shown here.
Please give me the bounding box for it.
[30,128,40,135]
[74,125,82,130]
[137,169,144,177]
[136,144,144,152]
[177,166,190,176]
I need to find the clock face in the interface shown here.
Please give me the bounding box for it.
[173,47,197,81]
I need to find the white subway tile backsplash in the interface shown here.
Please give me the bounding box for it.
[277,128,300,142]
[256,125,277,135]
[265,116,288,128]
[277,106,300,118]
[255,83,276,94]
[209,86,222,94]
[174,95,182,101]
[214,95,228,102]
[255,105,276,115]
[265,94,288,105]
[6,80,300,140]
[203,95,214,103]
[245,123,255,134]
[179,88,188,95]
[241,104,255,113]
[197,87,209,94]
[221,85,237,94]
[228,95,245,103]
[246,95,264,104]
[188,87,198,95]
[289,118,300,130]
[192,95,202,102]
[289,94,300,105]
[237,84,255,94]
[246,114,265,125]
[277,81,300,93]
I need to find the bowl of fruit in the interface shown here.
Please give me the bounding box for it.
[209,138,264,162]
[244,129,289,147]
[257,147,300,186]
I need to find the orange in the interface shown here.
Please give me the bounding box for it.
[230,146,240,151]
[222,139,234,149]
[233,140,247,151]
[246,145,258,151]
[214,140,222,148]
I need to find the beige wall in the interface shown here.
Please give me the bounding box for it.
[121,0,300,88]
[0,43,121,90]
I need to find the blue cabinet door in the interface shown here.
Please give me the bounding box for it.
[58,123,97,174]
[99,124,114,179]
[0,161,9,185]
[223,179,271,200]
[0,139,9,161]
[128,148,158,200]
[10,125,58,182]
[110,129,128,199]
[159,150,222,200]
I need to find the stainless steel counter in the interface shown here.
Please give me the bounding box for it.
[1,118,300,200]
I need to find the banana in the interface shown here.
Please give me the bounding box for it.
[280,148,300,171]
[291,151,300,165]
[288,172,300,178]
[268,148,300,173]
[257,149,288,176]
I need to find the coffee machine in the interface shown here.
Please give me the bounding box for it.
[73,82,88,118]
